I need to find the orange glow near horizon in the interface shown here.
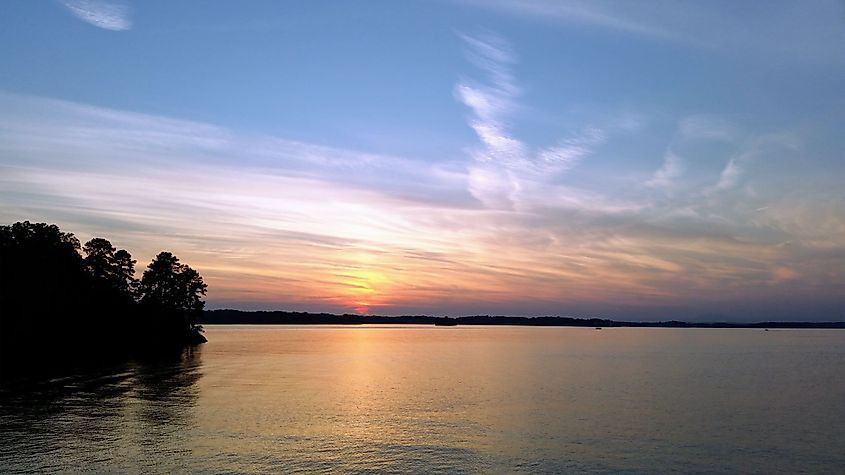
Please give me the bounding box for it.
[3,95,843,320]
[1,0,844,327]
[72,199,843,319]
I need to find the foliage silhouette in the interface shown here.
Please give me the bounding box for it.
[137,252,207,345]
[84,237,138,297]
[0,221,206,372]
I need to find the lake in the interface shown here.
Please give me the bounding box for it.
[2,325,844,473]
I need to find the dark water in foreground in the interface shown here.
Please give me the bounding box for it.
[2,326,844,473]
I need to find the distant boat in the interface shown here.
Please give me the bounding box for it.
[435,317,458,326]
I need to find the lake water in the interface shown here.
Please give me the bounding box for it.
[2,325,844,473]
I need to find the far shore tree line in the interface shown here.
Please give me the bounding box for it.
[0,221,207,363]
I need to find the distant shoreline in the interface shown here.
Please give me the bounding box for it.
[202,310,845,329]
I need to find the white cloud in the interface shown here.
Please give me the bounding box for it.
[648,115,741,190]
[715,157,742,191]
[59,0,132,31]
[455,33,606,209]
[456,0,845,62]
[0,91,474,214]
[706,132,804,195]
[458,0,678,40]
[0,91,840,319]
[647,149,685,189]
[538,127,605,171]
[679,115,739,142]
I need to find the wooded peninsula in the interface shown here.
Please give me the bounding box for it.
[0,221,207,370]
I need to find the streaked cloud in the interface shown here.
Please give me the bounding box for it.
[0,92,494,314]
[456,33,608,210]
[678,115,739,142]
[2,0,844,324]
[457,0,845,61]
[1,42,842,320]
[59,0,132,31]
[648,115,745,191]
[715,157,742,191]
[647,149,685,189]
[458,0,678,40]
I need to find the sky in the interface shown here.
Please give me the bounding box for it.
[1,0,844,321]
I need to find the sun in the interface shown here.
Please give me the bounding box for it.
[344,269,390,315]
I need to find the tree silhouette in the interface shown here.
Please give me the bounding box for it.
[137,251,207,343]
[0,221,207,371]
[83,238,137,296]
[0,222,90,351]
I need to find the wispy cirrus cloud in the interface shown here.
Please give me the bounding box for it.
[458,0,678,40]
[647,149,685,189]
[455,32,608,210]
[1,32,842,321]
[678,115,740,142]
[59,0,132,31]
[0,92,502,314]
[648,115,740,190]
[710,131,803,194]
[456,0,845,62]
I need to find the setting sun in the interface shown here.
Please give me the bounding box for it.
[342,269,391,314]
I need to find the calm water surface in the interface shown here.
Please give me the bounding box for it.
[2,326,844,473]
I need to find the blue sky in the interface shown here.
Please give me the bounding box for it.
[1,0,844,321]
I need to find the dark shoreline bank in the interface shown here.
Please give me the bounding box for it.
[203,310,845,329]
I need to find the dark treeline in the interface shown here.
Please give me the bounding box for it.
[0,221,207,373]
[203,309,845,329]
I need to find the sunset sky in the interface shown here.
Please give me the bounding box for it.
[1,1,844,321]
